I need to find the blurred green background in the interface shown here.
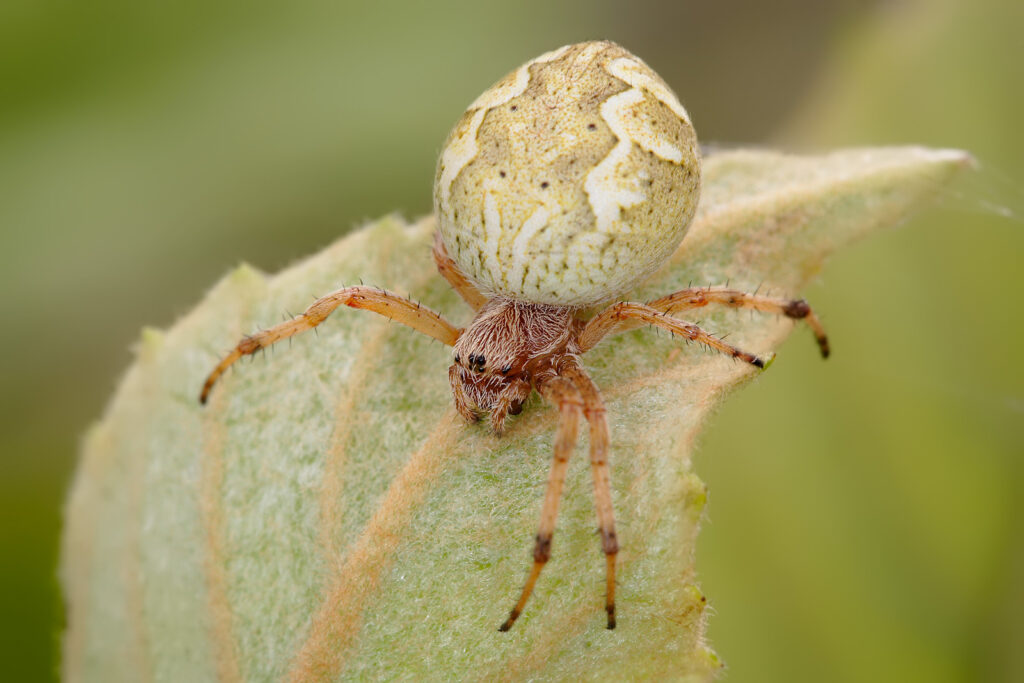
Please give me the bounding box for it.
[1,0,1021,680]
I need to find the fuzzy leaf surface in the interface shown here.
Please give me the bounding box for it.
[62,147,970,682]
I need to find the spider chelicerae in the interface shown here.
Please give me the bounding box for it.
[199,41,830,631]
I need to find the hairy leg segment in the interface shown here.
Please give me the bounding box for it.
[578,301,770,366]
[499,357,619,631]
[560,358,618,629]
[578,287,829,362]
[199,286,461,404]
[647,286,829,357]
[432,232,488,311]
[500,374,583,631]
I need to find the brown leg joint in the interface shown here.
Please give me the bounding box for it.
[533,534,552,563]
[783,299,811,318]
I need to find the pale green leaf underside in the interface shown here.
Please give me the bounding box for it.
[61,147,969,682]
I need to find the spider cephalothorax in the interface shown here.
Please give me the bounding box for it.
[200,40,829,631]
[449,297,580,432]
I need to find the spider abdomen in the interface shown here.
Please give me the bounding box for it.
[434,41,700,307]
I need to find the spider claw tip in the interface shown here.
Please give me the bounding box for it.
[499,609,520,632]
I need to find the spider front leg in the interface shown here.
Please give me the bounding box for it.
[499,374,582,631]
[199,285,461,403]
[560,358,618,629]
[578,302,769,367]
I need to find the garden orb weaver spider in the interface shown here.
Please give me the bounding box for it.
[199,40,829,631]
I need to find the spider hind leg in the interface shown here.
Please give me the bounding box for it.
[432,231,488,311]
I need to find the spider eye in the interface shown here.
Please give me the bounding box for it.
[454,354,460,363]
[501,365,511,374]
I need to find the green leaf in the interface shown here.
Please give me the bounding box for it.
[61,146,970,682]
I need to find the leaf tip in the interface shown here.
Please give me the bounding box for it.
[135,326,165,361]
[928,147,975,169]
[897,146,976,179]
[229,261,265,286]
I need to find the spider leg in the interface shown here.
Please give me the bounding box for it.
[578,302,768,368]
[199,286,461,404]
[499,374,582,631]
[560,359,618,629]
[577,288,828,358]
[647,286,829,357]
[432,231,488,311]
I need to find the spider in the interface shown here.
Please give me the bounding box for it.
[199,41,829,632]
